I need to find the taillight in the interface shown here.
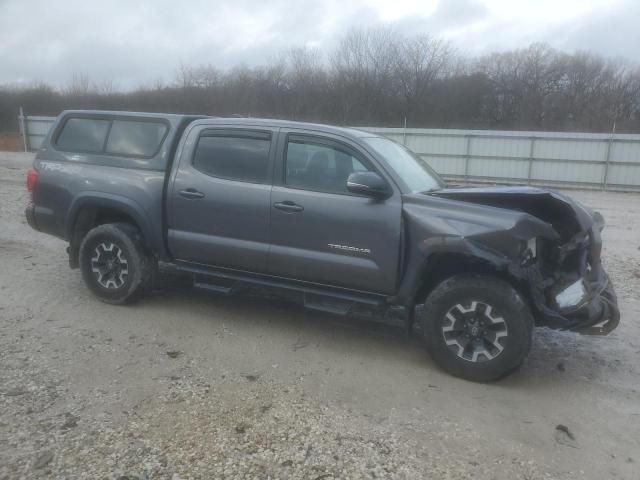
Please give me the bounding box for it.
[27,168,39,193]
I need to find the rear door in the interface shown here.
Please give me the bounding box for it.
[267,130,402,294]
[167,125,276,273]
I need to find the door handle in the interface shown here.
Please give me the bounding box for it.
[179,188,205,199]
[273,201,304,213]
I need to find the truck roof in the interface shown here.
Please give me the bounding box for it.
[59,109,199,122]
[59,110,376,140]
[192,117,376,139]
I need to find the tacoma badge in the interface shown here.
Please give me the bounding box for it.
[328,244,371,255]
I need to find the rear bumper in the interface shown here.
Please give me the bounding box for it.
[25,202,39,231]
[25,202,67,241]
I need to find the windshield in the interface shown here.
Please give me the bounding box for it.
[363,137,444,193]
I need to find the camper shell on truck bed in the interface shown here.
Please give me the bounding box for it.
[26,111,204,260]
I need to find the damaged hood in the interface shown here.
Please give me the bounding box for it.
[427,185,598,240]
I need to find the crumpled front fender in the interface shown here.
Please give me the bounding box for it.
[396,192,620,336]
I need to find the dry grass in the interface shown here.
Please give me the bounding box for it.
[0,132,22,151]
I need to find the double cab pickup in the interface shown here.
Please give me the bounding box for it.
[25,111,620,381]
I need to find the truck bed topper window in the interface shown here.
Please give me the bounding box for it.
[54,116,168,159]
[55,117,110,154]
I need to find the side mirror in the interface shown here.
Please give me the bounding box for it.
[346,172,391,199]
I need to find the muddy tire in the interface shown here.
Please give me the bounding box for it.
[420,275,533,382]
[79,223,156,304]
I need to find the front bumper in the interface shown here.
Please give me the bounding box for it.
[532,272,620,335]
[525,221,620,335]
[563,275,619,335]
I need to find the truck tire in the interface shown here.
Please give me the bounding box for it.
[79,223,156,304]
[420,275,533,382]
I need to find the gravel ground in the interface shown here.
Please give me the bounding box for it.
[1,152,639,479]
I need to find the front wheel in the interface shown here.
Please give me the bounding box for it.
[420,275,533,382]
[79,223,156,304]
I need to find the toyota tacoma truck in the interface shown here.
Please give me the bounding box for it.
[25,110,620,381]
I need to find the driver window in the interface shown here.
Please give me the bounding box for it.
[285,139,371,194]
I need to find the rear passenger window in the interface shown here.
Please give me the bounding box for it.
[56,118,110,152]
[106,120,167,157]
[193,133,271,183]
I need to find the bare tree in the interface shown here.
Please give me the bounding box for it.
[94,79,119,95]
[64,73,92,97]
[331,27,402,124]
[283,47,327,119]
[395,35,455,122]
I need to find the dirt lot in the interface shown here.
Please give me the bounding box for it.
[1,152,639,479]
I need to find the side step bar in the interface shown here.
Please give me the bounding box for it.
[303,293,355,316]
[193,279,233,295]
[178,262,386,314]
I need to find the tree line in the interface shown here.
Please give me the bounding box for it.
[2,28,640,134]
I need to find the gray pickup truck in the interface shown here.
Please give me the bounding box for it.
[25,110,619,381]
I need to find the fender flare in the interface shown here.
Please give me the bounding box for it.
[393,235,512,307]
[66,192,163,256]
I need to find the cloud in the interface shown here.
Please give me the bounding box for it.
[0,0,636,90]
[553,0,640,60]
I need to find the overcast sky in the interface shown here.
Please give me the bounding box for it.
[1,0,638,90]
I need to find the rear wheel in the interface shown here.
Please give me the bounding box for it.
[79,223,156,304]
[420,275,533,382]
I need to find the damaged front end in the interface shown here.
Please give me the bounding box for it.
[424,186,620,335]
[513,223,619,335]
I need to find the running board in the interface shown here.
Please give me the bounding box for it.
[194,277,360,316]
[192,272,237,296]
[193,280,233,295]
[303,293,355,316]
[178,261,386,310]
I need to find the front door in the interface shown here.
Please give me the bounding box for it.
[268,132,402,294]
[167,126,276,273]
